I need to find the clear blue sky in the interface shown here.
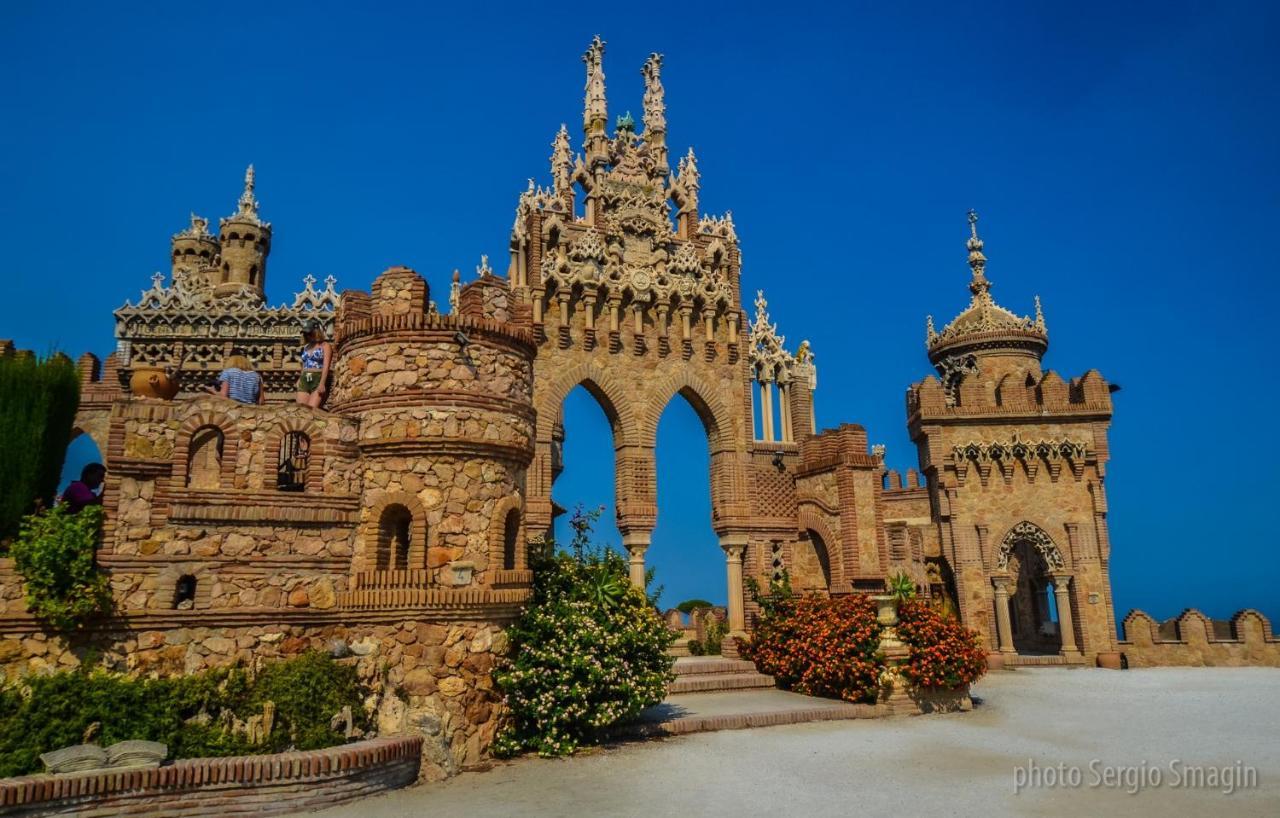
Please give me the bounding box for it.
[3,2,1276,624]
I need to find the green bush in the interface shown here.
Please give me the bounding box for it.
[687,638,704,656]
[0,353,80,541]
[699,616,728,656]
[10,505,111,630]
[0,651,368,778]
[493,507,676,757]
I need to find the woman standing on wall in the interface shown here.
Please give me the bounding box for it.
[296,319,332,409]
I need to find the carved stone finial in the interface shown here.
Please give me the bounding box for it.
[551,125,573,197]
[965,209,990,300]
[449,270,461,313]
[477,255,492,277]
[926,314,936,341]
[239,165,258,216]
[641,52,666,135]
[582,35,607,135]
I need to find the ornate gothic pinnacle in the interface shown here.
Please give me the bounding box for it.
[754,289,769,323]
[926,314,936,341]
[582,35,607,135]
[678,147,700,190]
[550,125,573,195]
[1034,295,1046,329]
[642,52,666,136]
[238,164,259,216]
[966,209,991,302]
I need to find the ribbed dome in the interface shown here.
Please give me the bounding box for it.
[925,211,1047,366]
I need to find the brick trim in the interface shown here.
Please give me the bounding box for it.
[0,737,421,817]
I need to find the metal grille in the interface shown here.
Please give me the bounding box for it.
[277,432,310,491]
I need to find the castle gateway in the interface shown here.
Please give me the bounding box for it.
[1,37,1120,775]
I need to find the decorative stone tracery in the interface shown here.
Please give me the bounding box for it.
[996,521,1065,571]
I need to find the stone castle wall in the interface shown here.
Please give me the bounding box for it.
[1120,609,1280,668]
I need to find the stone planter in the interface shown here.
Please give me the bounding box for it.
[129,366,180,399]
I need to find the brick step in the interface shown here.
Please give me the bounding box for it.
[1004,653,1086,667]
[668,671,776,694]
[673,657,758,676]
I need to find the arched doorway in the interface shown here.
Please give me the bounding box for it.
[58,429,104,496]
[551,384,624,552]
[997,522,1068,655]
[649,392,721,609]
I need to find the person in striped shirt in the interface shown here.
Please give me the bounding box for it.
[213,352,263,404]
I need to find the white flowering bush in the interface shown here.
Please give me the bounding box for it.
[493,507,676,757]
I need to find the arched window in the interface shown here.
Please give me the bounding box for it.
[248,264,259,285]
[502,508,520,570]
[377,504,413,571]
[173,575,197,609]
[186,425,224,489]
[277,432,310,491]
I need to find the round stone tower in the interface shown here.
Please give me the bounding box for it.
[169,212,219,279]
[329,266,537,589]
[215,165,272,299]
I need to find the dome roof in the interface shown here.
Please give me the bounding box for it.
[926,211,1047,364]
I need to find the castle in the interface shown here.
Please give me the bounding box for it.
[1,38,1140,775]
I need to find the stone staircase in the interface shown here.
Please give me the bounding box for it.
[668,656,776,694]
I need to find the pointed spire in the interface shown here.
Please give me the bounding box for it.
[678,148,700,191]
[1034,295,1046,329]
[238,164,258,217]
[966,209,991,303]
[550,124,573,197]
[641,52,666,136]
[582,35,607,136]
[926,314,936,341]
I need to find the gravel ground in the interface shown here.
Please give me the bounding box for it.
[295,668,1280,818]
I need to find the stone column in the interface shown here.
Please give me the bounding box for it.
[760,381,775,442]
[992,576,1016,654]
[778,383,792,443]
[722,541,747,634]
[622,532,650,589]
[1053,575,1081,656]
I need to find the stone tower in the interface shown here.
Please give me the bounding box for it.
[216,165,272,299]
[329,266,537,587]
[169,213,219,279]
[908,212,1119,665]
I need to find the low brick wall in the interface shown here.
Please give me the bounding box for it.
[0,736,421,817]
[1119,608,1280,668]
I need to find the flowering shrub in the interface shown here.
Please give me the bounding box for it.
[743,594,883,704]
[896,599,987,689]
[492,508,675,757]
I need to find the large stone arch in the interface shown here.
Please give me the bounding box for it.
[637,369,737,455]
[535,361,638,449]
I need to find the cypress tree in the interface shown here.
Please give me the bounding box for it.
[0,352,81,540]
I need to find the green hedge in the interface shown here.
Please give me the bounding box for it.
[0,651,368,778]
[0,353,80,541]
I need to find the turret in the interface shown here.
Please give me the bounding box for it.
[170,213,219,281]
[216,165,272,299]
[925,211,1047,397]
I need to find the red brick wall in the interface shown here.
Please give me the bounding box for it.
[0,737,421,817]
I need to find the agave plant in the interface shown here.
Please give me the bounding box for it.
[887,571,917,602]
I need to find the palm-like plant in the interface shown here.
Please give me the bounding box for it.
[887,571,917,602]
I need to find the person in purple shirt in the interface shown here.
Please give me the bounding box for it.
[61,463,106,513]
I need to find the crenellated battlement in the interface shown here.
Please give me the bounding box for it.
[907,367,1113,423]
